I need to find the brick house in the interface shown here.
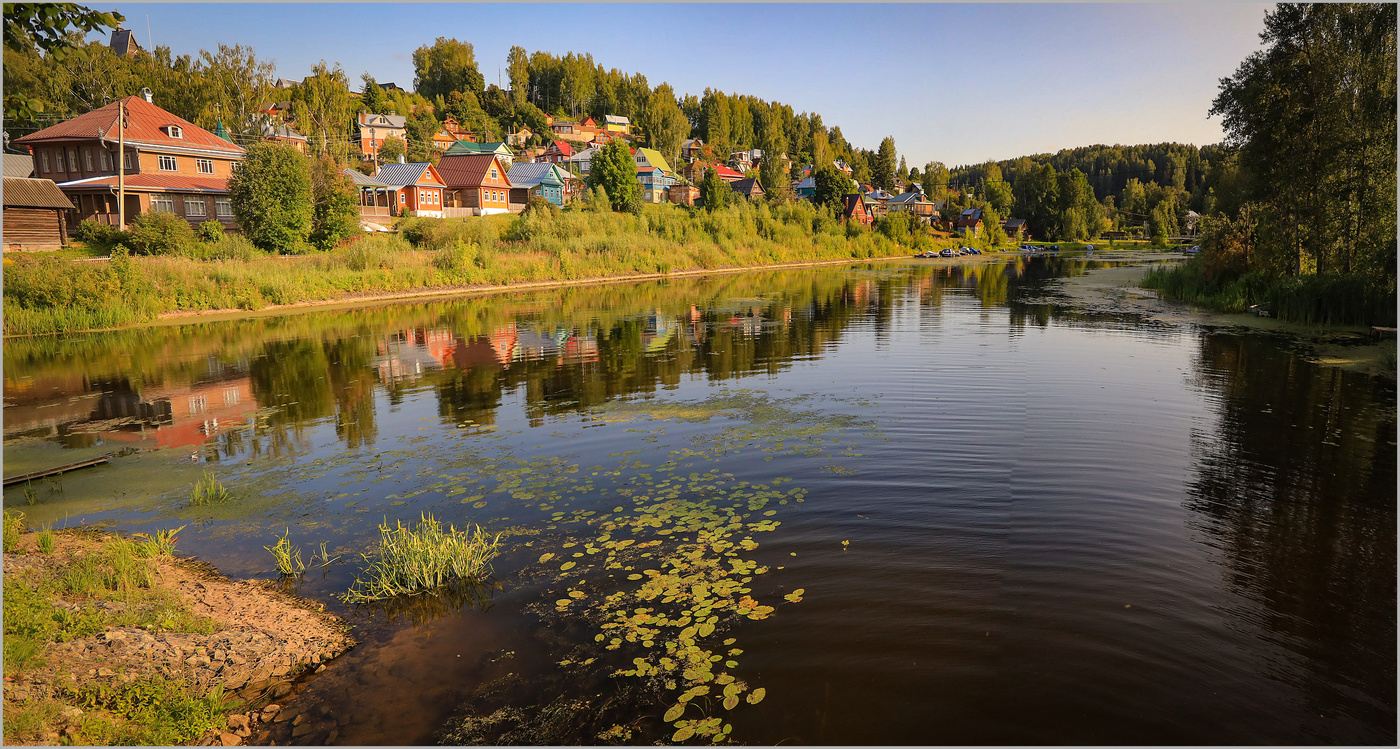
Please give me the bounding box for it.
[14,93,245,232]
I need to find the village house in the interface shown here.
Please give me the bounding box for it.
[505,162,569,208]
[728,177,766,201]
[373,161,449,219]
[541,139,574,164]
[430,127,460,152]
[357,112,407,162]
[792,176,816,200]
[343,168,393,219]
[1001,218,1028,241]
[685,161,744,185]
[633,149,677,203]
[262,122,308,153]
[840,193,873,227]
[680,138,704,162]
[442,117,476,143]
[667,183,700,206]
[603,115,630,134]
[3,177,77,251]
[885,191,936,223]
[434,153,513,216]
[443,140,514,168]
[14,92,245,232]
[109,26,141,57]
[506,127,533,148]
[580,117,599,130]
[550,120,578,137]
[564,146,599,177]
[955,208,984,238]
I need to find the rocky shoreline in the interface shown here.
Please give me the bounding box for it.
[2,530,355,746]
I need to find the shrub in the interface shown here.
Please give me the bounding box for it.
[227,141,313,253]
[196,220,225,243]
[128,211,196,256]
[191,233,261,262]
[433,239,480,273]
[341,233,408,271]
[73,219,131,251]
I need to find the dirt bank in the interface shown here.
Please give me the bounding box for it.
[1,528,354,746]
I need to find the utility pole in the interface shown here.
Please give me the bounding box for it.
[118,100,127,230]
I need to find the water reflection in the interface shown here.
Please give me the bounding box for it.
[1184,331,1397,738]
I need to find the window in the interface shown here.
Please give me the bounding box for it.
[84,149,93,171]
[167,125,183,139]
[223,388,240,406]
[188,395,206,413]
[158,155,177,171]
[151,195,175,213]
[215,199,233,217]
[196,159,214,174]
[67,150,77,172]
[123,151,133,170]
[489,167,497,179]
[184,196,206,217]
[99,150,110,170]
[41,152,49,173]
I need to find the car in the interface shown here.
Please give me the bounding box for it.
[939,248,956,258]
[969,247,982,255]
[1185,245,1200,254]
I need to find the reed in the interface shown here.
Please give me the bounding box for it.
[343,513,500,603]
[188,473,232,507]
[264,529,306,575]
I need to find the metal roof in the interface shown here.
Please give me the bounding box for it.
[3,154,34,178]
[373,162,433,187]
[343,168,389,187]
[14,96,245,155]
[505,162,564,188]
[4,177,78,209]
[54,173,231,193]
[358,113,407,129]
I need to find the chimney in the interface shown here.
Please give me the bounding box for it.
[398,154,405,164]
[141,87,153,103]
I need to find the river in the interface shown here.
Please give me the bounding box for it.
[3,255,1394,745]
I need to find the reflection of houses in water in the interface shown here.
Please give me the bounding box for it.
[372,328,452,382]
[558,330,599,365]
[3,364,256,451]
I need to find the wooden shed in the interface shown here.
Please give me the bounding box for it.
[3,177,75,251]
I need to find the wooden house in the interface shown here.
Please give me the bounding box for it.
[667,184,700,206]
[14,93,245,232]
[955,208,984,238]
[541,140,574,164]
[680,138,704,162]
[3,177,76,251]
[840,193,873,226]
[435,153,513,216]
[603,115,630,133]
[885,191,936,223]
[505,162,568,208]
[1000,218,1027,241]
[357,113,408,161]
[728,177,766,201]
[443,140,514,168]
[373,162,449,218]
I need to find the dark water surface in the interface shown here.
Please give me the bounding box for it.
[4,258,1394,745]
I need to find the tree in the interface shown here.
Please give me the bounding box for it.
[292,61,354,162]
[413,37,484,101]
[361,72,384,113]
[586,138,640,212]
[506,45,529,105]
[1019,163,1059,239]
[309,156,359,251]
[227,142,313,253]
[639,83,688,167]
[870,136,897,191]
[812,164,850,210]
[3,0,125,122]
[197,43,274,138]
[377,134,406,165]
[757,108,790,195]
[700,166,729,212]
[405,107,439,163]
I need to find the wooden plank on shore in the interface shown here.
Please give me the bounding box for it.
[3,455,111,487]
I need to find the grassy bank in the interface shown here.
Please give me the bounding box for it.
[1141,256,1397,327]
[3,201,995,337]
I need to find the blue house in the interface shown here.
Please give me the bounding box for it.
[505,162,568,208]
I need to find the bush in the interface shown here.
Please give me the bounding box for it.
[340,233,408,271]
[188,233,261,262]
[342,513,500,603]
[128,211,196,256]
[73,219,131,251]
[196,220,225,243]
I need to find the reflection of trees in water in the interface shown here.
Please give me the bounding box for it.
[326,337,379,449]
[1185,331,1396,737]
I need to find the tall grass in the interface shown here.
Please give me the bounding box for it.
[4,510,25,552]
[264,529,306,575]
[188,473,232,506]
[6,201,970,336]
[1142,257,1397,326]
[343,513,501,603]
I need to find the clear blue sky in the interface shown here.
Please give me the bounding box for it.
[99,3,1271,167]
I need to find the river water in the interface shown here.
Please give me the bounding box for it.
[3,256,1394,745]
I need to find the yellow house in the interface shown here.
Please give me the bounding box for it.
[604,115,630,133]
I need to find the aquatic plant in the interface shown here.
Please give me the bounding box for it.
[343,513,500,603]
[132,526,184,557]
[188,473,232,507]
[23,481,38,505]
[264,529,306,575]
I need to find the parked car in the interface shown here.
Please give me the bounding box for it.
[968,248,982,255]
[1185,245,1200,254]
[939,248,956,258]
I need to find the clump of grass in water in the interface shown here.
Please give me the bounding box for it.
[189,473,232,506]
[265,530,306,575]
[343,513,500,603]
[132,525,184,557]
[23,481,38,505]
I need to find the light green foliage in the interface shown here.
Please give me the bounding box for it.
[227,141,313,253]
[128,211,196,256]
[36,526,54,554]
[309,155,360,251]
[343,513,500,602]
[812,165,851,210]
[873,136,897,190]
[922,161,950,203]
[292,61,355,162]
[699,167,729,213]
[265,529,306,575]
[377,134,407,165]
[196,220,225,243]
[67,678,232,746]
[189,473,232,506]
[360,72,384,113]
[587,139,641,213]
[413,37,485,100]
[3,510,23,552]
[640,83,689,168]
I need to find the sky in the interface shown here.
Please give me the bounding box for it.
[96,2,1272,167]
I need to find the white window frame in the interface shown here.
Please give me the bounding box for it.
[41,151,50,173]
[168,125,183,139]
[158,155,177,171]
[150,195,175,213]
[196,158,214,175]
[99,149,110,170]
[84,149,94,171]
[123,151,133,170]
[67,150,77,172]
[215,199,233,217]
[184,196,207,217]
[489,167,497,179]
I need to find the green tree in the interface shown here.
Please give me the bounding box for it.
[360,72,384,113]
[756,109,790,195]
[377,134,406,165]
[227,142,313,253]
[292,61,354,162]
[1019,163,1059,239]
[413,37,484,101]
[405,107,439,162]
[586,138,640,212]
[640,83,688,168]
[196,43,274,138]
[506,45,529,105]
[309,155,359,251]
[812,164,851,210]
[921,161,949,200]
[700,166,729,212]
[872,136,897,191]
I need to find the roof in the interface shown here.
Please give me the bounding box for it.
[358,113,407,130]
[54,173,230,193]
[373,162,436,187]
[566,147,599,162]
[888,192,928,205]
[434,154,512,188]
[794,176,816,190]
[14,96,245,156]
[109,28,138,54]
[506,162,564,188]
[274,78,298,88]
[635,147,672,174]
[547,140,574,157]
[604,115,630,126]
[3,154,34,178]
[343,168,388,187]
[729,178,765,197]
[706,163,744,180]
[841,193,869,216]
[1001,218,1026,228]
[682,138,703,148]
[444,140,510,157]
[3,177,76,209]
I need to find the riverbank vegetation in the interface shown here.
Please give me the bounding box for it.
[3,199,981,337]
[343,514,501,604]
